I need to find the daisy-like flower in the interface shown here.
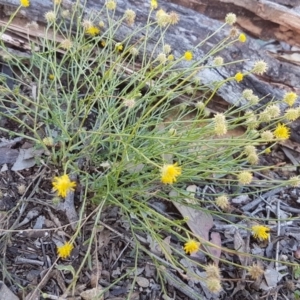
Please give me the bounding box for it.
[167,54,174,61]
[124,9,136,26]
[206,277,222,293]
[204,264,221,279]
[52,174,76,198]
[234,72,243,82]
[45,11,56,23]
[57,242,74,259]
[20,0,30,7]
[115,43,123,51]
[129,47,138,56]
[237,171,253,185]
[169,11,180,25]
[106,0,116,10]
[284,108,299,121]
[184,51,193,61]
[213,56,224,66]
[260,130,274,142]
[251,225,270,241]
[238,33,246,43]
[184,239,200,254]
[43,136,54,146]
[249,95,259,105]
[252,60,268,75]
[150,0,158,9]
[225,13,236,25]
[265,104,280,118]
[289,176,300,187]
[85,26,100,36]
[156,9,170,27]
[247,153,259,165]
[248,263,264,279]
[161,163,181,184]
[273,123,290,140]
[283,92,298,106]
[216,195,229,210]
[157,53,167,64]
[242,89,253,100]
[61,10,70,18]
[60,39,73,50]
[163,44,172,54]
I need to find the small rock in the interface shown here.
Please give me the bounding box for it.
[136,276,150,288]
[80,287,104,300]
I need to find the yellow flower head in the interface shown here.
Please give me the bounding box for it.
[289,176,300,187]
[45,11,56,23]
[48,74,55,80]
[274,123,290,140]
[225,13,236,25]
[204,264,221,279]
[184,239,200,255]
[252,60,268,75]
[251,225,270,241]
[169,11,180,25]
[238,33,246,43]
[57,242,74,259]
[150,0,158,9]
[160,163,181,184]
[234,72,243,82]
[248,263,264,280]
[284,108,299,121]
[206,277,222,294]
[216,195,229,210]
[52,174,76,198]
[85,26,100,36]
[184,51,193,61]
[283,92,297,106]
[237,171,253,185]
[20,0,30,7]
[115,43,123,51]
[106,0,116,10]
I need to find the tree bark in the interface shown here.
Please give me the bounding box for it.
[1,0,300,141]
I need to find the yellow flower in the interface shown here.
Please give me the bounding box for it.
[168,54,174,61]
[57,242,74,259]
[234,72,243,82]
[160,163,181,184]
[115,43,123,51]
[238,33,246,43]
[106,0,116,10]
[274,123,290,140]
[283,92,297,106]
[20,0,30,7]
[52,174,76,198]
[216,195,229,210]
[150,0,158,9]
[265,147,271,154]
[184,51,193,61]
[289,176,300,187]
[251,225,270,241]
[49,74,55,80]
[85,26,100,36]
[184,239,200,254]
[237,171,253,185]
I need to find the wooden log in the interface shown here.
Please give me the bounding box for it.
[1,0,300,141]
